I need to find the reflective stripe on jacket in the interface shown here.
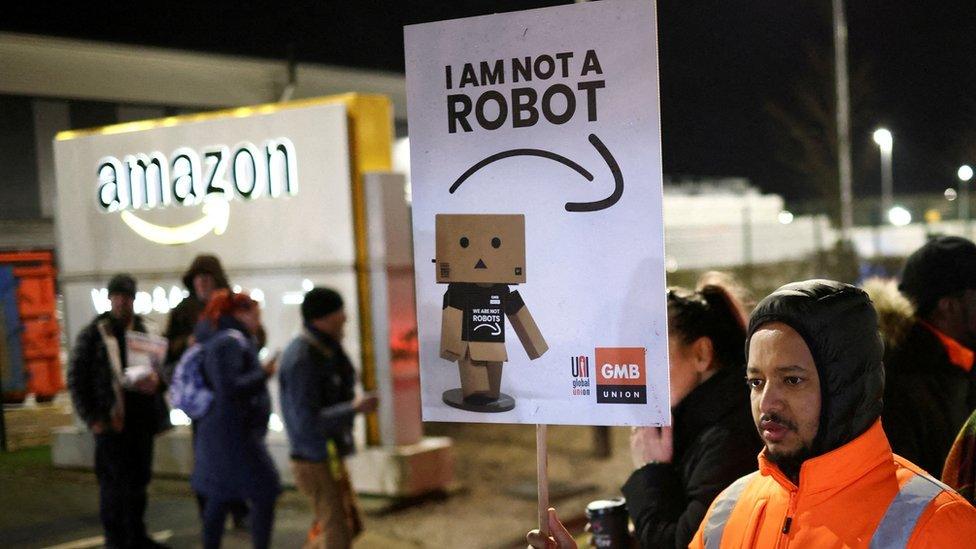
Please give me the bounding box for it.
[690,420,976,548]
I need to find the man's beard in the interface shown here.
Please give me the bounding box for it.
[958,297,976,350]
[759,413,813,483]
[111,310,132,327]
[766,445,813,483]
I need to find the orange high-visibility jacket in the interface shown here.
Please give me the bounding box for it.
[690,420,976,548]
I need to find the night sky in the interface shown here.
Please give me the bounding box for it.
[5,1,975,205]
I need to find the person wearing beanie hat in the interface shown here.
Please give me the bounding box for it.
[279,287,377,548]
[107,273,137,298]
[67,273,170,548]
[873,235,976,478]
[106,273,137,329]
[899,235,976,321]
[301,287,344,327]
[687,280,976,549]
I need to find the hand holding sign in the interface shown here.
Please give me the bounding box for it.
[526,508,577,549]
[631,425,674,466]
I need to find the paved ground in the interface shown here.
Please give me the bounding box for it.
[0,423,632,548]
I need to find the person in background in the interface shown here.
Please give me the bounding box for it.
[163,254,250,528]
[696,270,754,316]
[528,280,760,549]
[164,254,230,372]
[870,236,976,477]
[279,287,378,549]
[190,290,279,549]
[623,283,760,548]
[68,273,170,549]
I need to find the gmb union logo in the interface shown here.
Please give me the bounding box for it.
[594,347,647,404]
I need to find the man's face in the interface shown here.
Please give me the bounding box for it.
[955,289,976,348]
[313,308,347,340]
[193,273,217,302]
[747,322,821,465]
[109,293,134,323]
[668,334,709,408]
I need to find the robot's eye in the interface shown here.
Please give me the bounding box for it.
[491,237,501,249]
[460,237,469,248]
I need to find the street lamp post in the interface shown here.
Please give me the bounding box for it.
[873,128,893,223]
[833,0,854,238]
[959,164,973,237]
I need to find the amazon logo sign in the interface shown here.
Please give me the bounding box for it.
[95,138,298,244]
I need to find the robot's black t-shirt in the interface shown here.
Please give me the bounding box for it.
[443,283,525,343]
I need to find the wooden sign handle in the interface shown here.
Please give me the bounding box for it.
[537,423,549,537]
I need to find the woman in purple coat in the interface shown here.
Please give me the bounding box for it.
[191,290,280,549]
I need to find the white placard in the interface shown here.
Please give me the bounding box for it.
[125,331,168,371]
[405,0,669,426]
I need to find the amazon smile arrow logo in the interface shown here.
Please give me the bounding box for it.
[474,322,503,336]
[120,197,230,246]
[449,133,623,212]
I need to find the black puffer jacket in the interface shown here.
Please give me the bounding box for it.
[863,278,976,479]
[68,313,170,434]
[745,279,885,456]
[883,322,976,477]
[621,364,760,548]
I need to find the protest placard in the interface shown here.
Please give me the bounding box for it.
[406,0,668,427]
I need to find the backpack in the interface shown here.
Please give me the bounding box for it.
[169,329,250,420]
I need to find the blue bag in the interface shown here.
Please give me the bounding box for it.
[169,329,248,420]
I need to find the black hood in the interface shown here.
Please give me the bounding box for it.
[181,254,230,299]
[746,279,885,456]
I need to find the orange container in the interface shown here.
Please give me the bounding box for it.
[14,266,57,318]
[0,251,63,400]
[21,318,59,359]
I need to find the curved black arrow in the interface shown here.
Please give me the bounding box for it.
[448,133,624,212]
[449,149,593,193]
[567,134,623,212]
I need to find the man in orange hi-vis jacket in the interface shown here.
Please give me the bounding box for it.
[691,280,976,549]
[529,280,976,549]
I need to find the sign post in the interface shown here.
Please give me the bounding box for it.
[537,423,549,535]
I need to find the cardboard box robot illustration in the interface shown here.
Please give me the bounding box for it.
[435,214,548,412]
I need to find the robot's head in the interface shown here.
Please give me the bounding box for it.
[435,214,526,284]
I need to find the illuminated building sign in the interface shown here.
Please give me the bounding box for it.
[96,138,299,212]
[94,138,299,245]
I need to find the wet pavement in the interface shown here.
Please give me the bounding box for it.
[1,423,632,548]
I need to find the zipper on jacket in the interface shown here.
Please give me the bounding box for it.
[776,490,798,549]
